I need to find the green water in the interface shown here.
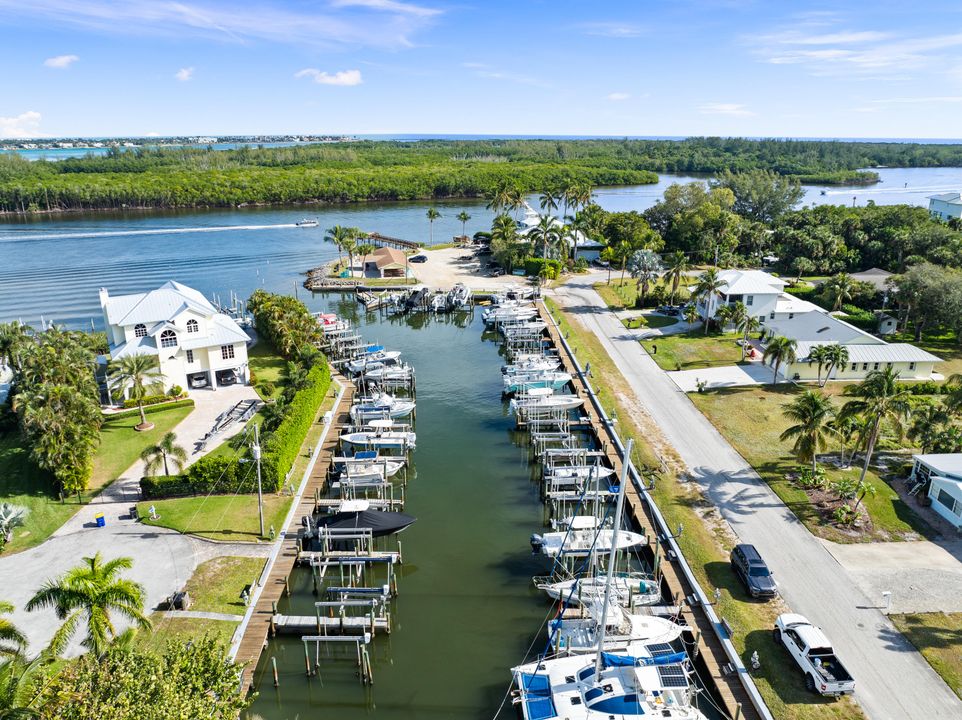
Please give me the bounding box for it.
[246,296,551,720]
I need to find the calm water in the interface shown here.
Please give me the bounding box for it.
[244,298,549,720]
[2,166,961,328]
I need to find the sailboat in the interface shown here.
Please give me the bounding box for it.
[534,572,661,609]
[511,439,707,720]
[530,517,645,558]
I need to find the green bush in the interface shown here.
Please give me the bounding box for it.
[523,257,562,280]
[108,398,195,420]
[140,455,245,499]
[168,385,183,397]
[839,304,877,331]
[122,393,183,409]
[260,362,331,491]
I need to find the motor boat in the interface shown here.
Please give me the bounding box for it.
[314,500,416,538]
[362,363,414,382]
[504,371,572,394]
[340,419,416,450]
[350,393,416,421]
[335,450,406,481]
[348,350,402,374]
[296,218,319,227]
[503,356,562,374]
[530,523,645,559]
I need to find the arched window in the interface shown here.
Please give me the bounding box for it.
[134,323,147,338]
[186,319,199,334]
[160,329,178,348]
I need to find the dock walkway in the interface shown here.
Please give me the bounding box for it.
[235,377,355,694]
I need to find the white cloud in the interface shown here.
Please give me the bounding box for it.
[0,110,42,138]
[175,67,194,81]
[43,54,78,68]
[329,0,440,17]
[871,96,962,105]
[295,68,363,86]
[0,0,440,49]
[698,103,754,116]
[578,21,644,38]
[606,92,630,101]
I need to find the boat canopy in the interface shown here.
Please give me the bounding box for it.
[316,509,417,537]
[599,651,687,668]
[518,673,556,720]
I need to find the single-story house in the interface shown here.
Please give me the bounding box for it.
[362,247,409,278]
[849,267,894,293]
[911,454,962,529]
[517,202,603,261]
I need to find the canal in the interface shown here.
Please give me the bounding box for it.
[245,294,549,720]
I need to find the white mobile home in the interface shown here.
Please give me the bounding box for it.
[912,454,962,529]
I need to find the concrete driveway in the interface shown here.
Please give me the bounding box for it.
[667,363,787,392]
[552,275,962,720]
[1,383,266,656]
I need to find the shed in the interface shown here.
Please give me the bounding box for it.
[362,247,409,278]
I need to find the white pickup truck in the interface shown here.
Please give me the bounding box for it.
[774,613,856,697]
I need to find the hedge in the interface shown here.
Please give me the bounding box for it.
[107,398,195,421]
[140,455,243,499]
[839,303,877,331]
[260,362,332,491]
[122,393,186,409]
[523,257,562,280]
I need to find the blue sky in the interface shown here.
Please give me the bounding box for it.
[2,0,962,139]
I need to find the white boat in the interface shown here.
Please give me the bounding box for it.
[503,357,562,374]
[482,306,537,325]
[530,527,645,558]
[362,363,414,382]
[340,420,416,450]
[546,465,616,482]
[296,218,318,227]
[535,572,661,609]
[347,348,401,374]
[350,393,416,421]
[550,603,684,654]
[335,451,406,480]
[511,643,706,719]
[504,371,572,394]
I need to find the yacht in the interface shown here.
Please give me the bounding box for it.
[296,218,319,227]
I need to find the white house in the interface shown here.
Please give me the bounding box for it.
[100,281,250,393]
[517,202,601,261]
[697,269,941,381]
[911,454,962,529]
[928,192,962,221]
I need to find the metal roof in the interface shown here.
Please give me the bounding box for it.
[795,340,941,364]
[109,334,159,360]
[718,269,786,296]
[929,192,962,204]
[915,454,962,478]
[180,314,250,349]
[102,280,216,326]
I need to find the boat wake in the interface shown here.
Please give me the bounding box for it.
[0,222,301,243]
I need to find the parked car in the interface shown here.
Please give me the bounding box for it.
[216,369,238,386]
[188,373,208,389]
[410,254,428,263]
[774,614,855,696]
[730,543,777,599]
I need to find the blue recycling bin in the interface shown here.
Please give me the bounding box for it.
[94,512,105,527]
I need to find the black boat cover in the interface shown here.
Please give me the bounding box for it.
[315,510,416,537]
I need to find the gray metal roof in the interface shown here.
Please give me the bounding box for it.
[915,454,962,478]
[103,280,216,326]
[109,334,159,360]
[795,341,941,364]
[181,314,250,349]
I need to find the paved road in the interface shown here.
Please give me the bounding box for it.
[553,275,962,720]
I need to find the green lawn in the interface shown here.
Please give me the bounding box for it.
[546,298,865,720]
[138,493,292,541]
[183,556,266,615]
[138,613,238,654]
[689,385,932,543]
[640,331,744,371]
[0,404,193,554]
[248,341,285,400]
[891,613,962,700]
[90,406,194,491]
[888,331,962,378]
[622,314,679,330]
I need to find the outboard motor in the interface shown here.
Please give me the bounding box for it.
[530,533,544,555]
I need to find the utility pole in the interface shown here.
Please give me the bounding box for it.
[253,424,264,537]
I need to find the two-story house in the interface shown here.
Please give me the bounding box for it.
[100,281,250,393]
[928,192,962,221]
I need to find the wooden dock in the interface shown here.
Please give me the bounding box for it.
[537,303,765,720]
[235,377,355,695]
[366,231,422,251]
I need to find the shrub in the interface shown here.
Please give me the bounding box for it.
[108,398,194,420]
[140,455,244,499]
[796,466,828,490]
[122,393,175,409]
[830,477,859,500]
[523,257,562,280]
[833,504,858,526]
[168,385,183,397]
[839,304,877,331]
[259,381,277,398]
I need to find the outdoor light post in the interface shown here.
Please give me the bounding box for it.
[253,424,264,538]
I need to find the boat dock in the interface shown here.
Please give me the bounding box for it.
[536,301,767,720]
[234,376,355,695]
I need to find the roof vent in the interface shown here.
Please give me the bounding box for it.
[817,326,830,333]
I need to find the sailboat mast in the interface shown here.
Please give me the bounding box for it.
[594,438,633,674]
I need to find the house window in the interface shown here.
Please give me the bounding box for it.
[221,344,235,360]
[770,312,775,320]
[873,363,879,370]
[186,349,194,363]
[160,329,178,348]
[134,323,147,338]
[186,319,199,334]
[936,489,961,516]
[746,295,753,306]
[788,313,794,320]
[909,362,916,371]
[887,362,893,368]
[862,363,868,371]
[758,315,765,324]
[851,362,857,371]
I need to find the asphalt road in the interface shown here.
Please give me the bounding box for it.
[554,274,962,720]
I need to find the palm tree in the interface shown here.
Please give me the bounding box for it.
[340,236,358,277]
[324,224,349,270]
[0,322,32,374]
[909,403,951,453]
[714,304,734,330]
[945,373,962,414]
[0,504,28,549]
[529,214,560,276]
[807,345,831,386]
[735,310,760,361]
[26,553,151,657]
[456,211,471,240]
[683,304,700,327]
[627,249,662,306]
[139,432,187,477]
[841,367,912,484]
[539,190,559,216]
[426,208,441,245]
[0,655,44,719]
[762,336,797,383]
[852,477,877,512]
[108,354,164,431]
[822,344,850,387]
[0,603,25,657]
[825,273,855,311]
[692,268,726,335]
[780,390,835,473]
[723,301,747,337]
[663,251,690,305]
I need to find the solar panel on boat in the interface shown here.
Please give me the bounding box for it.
[657,665,689,689]
[646,643,675,657]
